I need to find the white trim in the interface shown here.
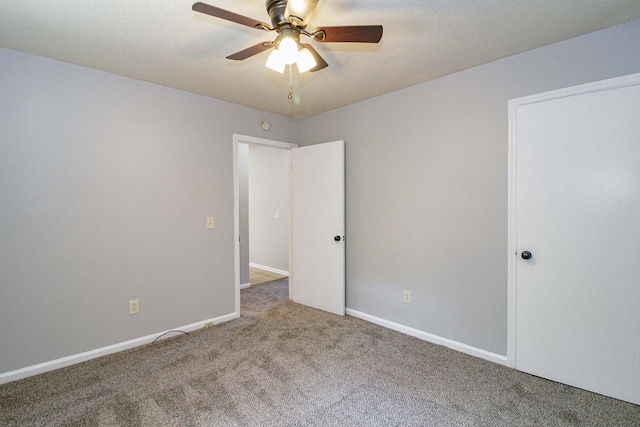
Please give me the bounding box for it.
[249,262,289,276]
[0,312,238,385]
[233,134,298,148]
[507,88,519,369]
[233,134,297,320]
[287,148,294,299]
[509,72,640,108]
[506,71,640,370]
[346,308,508,366]
[240,282,251,290]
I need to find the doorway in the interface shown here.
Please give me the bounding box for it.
[233,135,297,316]
[234,135,346,318]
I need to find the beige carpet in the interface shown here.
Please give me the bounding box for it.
[1,278,639,426]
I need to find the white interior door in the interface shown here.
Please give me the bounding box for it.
[291,140,345,316]
[513,79,640,405]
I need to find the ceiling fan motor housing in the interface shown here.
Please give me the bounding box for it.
[266,0,288,28]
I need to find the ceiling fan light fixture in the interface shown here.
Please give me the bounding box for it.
[278,36,299,65]
[296,47,317,73]
[266,49,286,73]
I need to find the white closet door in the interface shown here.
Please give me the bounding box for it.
[515,80,640,405]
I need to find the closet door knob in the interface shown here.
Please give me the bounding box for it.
[521,251,532,260]
[334,235,341,242]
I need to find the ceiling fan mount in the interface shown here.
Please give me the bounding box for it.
[266,0,290,28]
[192,0,383,73]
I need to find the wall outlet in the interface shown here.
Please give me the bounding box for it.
[204,322,213,329]
[206,217,215,229]
[129,299,140,315]
[403,290,411,304]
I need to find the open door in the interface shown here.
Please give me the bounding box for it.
[291,141,345,316]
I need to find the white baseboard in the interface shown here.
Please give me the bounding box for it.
[240,282,251,290]
[345,308,508,366]
[249,262,289,276]
[0,311,239,385]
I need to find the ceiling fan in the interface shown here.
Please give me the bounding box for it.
[192,0,383,74]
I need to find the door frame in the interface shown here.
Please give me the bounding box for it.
[506,72,640,369]
[233,134,298,317]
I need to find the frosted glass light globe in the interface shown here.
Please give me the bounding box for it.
[296,47,317,73]
[278,37,298,65]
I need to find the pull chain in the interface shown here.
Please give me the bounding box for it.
[288,65,294,100]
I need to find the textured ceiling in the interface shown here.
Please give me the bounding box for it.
[1,1,640,118]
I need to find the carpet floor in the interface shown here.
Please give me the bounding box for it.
[1,278,639,426]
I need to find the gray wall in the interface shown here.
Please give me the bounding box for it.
[238,144,250,285]
[300,20,640,356]
[0,47,298,374]
[3,18,640,375]
[248,146,289,272]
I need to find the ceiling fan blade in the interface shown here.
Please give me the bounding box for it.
[302,44,328,72]
[226,42,274,60]
[285,0,320,27]
[192,2,269,30]
[313,25,383,43]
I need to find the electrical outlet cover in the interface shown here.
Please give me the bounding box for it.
[129,299,140,315]
[403,290,411,304]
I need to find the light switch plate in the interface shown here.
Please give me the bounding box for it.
[206,217,214,229]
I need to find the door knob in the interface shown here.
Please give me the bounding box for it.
[521,251,532,260]
[334,235,341,242]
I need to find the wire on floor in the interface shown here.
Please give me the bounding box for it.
[152,330,189,344]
